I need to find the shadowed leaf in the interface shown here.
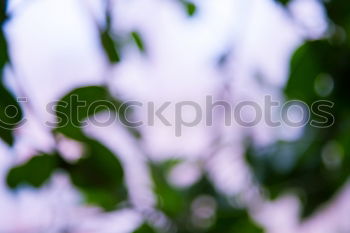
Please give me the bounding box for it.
[150,161,263,232]
[131,31,146,53]
[67,138,126,211]
[150,160,186,218]
[7,154,58,188]
[0,78,23,146]
[0,0,8,25]
[273,0,291,6]
[0,29,9,68]
[0,12,23,146]
[246,124,350,218]
[100,29,121,63]
[179,0,197,17]
[55,86,124,141]
[134,223,157,233]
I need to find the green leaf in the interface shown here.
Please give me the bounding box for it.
[54,86,129,210]
[246,125,350,218]
[67,138,126,211]
[0,29,9,69]
[150,161,186,218]
[0,79,23,146]
[7,154,58,188]
[273,0,291,6]
[285,40,350,107]
[324,0,350,37]
[131,31,146,53]
[285,41,330,104]
[179,0,197,17]
[185,2,197,17]
[55,86,124,141]
[133,223,157,233]
[100,29,121,63]
[268,35,350,218]
[185,177,264,233]
[150,161,264,232]
[207,207,264,233]
[0,0,8,25]
[0,17,20,146]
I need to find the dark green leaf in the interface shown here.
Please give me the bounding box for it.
[150,161,186,218]
[55,86,124,141]
[179,0,197,17]
[0,0,8,25]
[134,223,157,233]
[67,138,126,211]
[7,154,58,188]
[100,29,121,63]
[131,31,146,53]
[0,78,23,146]
[54,86,129,210]
[325,0,350,38]
[150,161,263,232]
[0,14,19,146]
[246,124,350,218]
[207,207,263,233]
[0,29,9,69]
[185,1,197,17]
[285,40,350,107]
[285,41,330,104]
[273,0,291,6]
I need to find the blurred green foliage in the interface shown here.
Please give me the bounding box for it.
[8,85,128,211]
[0,82,23,145]
[55,86,125,141]
[7,153,58,188]
[138,161,264,233]
[100,29,121,63]
[131,31,146,54]
[274,0,291,6]
[7,137,127,211]
[0,0,23,146]
[246,0,350,220]
[66,138,127,210]
[99,9,121,63]
[182,1,197,17]
[134,224,158,233]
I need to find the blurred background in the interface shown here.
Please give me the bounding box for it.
[1,0,350,232]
